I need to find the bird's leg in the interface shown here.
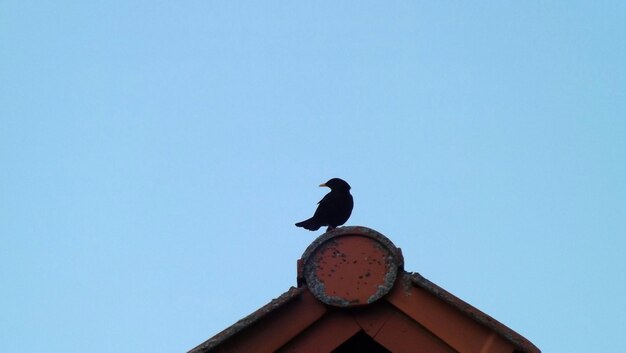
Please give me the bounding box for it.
[326,226,336,232]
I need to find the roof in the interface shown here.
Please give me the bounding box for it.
[189,226,540,353]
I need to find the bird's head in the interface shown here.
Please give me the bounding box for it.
[320,178,351,191]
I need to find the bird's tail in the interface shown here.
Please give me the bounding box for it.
[295,218,321,231]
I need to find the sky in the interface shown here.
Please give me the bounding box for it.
[1,1,625,352]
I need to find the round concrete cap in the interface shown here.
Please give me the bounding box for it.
[300,226,404,307]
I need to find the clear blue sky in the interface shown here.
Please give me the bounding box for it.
[2,2,625,352]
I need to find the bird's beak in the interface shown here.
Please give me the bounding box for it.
[319,183,328,188]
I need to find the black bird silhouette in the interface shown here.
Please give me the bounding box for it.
[295,178,353,231]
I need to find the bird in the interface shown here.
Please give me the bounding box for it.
[295,178,353,231]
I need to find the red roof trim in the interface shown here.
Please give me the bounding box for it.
[407,272,540,353]
[189,273,540,353]
[188,287,305,353]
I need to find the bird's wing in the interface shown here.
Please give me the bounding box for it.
[317,193,332,205]
[313,192,338,219]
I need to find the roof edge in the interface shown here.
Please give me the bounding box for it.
[188,286,305,353]
[406,272,540,353]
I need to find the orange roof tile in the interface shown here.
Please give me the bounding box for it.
[189,226,540,353]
